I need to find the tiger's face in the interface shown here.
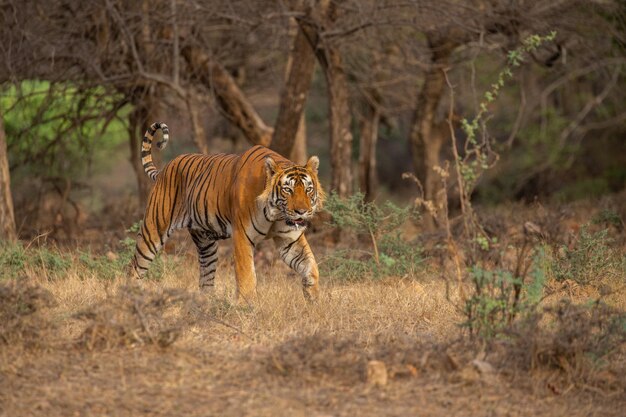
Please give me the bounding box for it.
[263,156,324,230]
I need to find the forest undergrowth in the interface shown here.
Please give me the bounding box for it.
[0,194,625,417]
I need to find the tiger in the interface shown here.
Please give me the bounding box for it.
[131,122,325,303]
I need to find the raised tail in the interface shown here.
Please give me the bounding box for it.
[141,122,169,181]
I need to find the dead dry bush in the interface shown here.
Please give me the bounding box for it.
[501,300,626,392]
[74,285,197,351]
[267,333,366,384]
[0,282,57,349]
[266,331,474,385]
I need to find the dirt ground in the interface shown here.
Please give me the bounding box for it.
[1,237,625,417]
[2,193,626,416]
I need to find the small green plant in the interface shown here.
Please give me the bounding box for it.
[31,247,71,278]
[457,31,558,197]
[463,247,547,340]
[552,226,622,285]
[322,193,423,281]
[592,209,624,230]
[0,242,28,280]
[0,242,71,280]
[78,220,167,281]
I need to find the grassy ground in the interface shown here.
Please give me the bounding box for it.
[1,199,625,417]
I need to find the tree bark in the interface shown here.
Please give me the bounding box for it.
[182,46,273,147]
[271,17,317,159]
[289,116,308,165]
[358,93,380,202]
[303,0,353,197]
[409,34,457,229]
[0,113,17,241]
[187,93,209,154]
[128,98,160,209]
[323,42,353,197]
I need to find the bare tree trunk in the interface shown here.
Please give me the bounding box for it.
[304,0,353,197]
[0,113,17,241]
[272,17,316,159]
[358,93,380,202]
[182,46,273,147]
[128,98,160,209]
[324,44,353,197]
[187,93,209,154]
[409,35,457,229]
[290,116,308,165]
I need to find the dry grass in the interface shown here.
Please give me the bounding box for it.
[1,215,625,417]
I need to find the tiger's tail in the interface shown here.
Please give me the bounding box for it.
[141,122,169,181]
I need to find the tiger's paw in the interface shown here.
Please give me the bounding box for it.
[303,284,320,303]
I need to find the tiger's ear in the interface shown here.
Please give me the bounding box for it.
[306,156,319,175]
[265,156,279,179]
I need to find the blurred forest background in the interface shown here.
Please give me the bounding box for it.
[1,3,626,415]
[0,0,625,242]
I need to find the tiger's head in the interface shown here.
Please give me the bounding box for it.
[260,155,325,230]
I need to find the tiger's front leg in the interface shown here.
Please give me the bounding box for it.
[233,227,257,305]
[274,233,320,301]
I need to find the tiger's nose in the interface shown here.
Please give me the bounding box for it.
[294,209,307,215]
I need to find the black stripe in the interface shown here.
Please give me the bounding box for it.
[199,258,217,268]
[290,248,305,269]
[216,207,228,235]
[244,230,255,247]
[249,209,266,236]
[251,220,265,236]
[209,156,228,189]
[140,228,157,255]
[294,251,308,271]
[203,247,218,259]
[281,238,299,256]
[239,146,264,167]
[136,246,153,261]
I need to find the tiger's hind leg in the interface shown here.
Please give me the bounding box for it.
[131,221,170,279]
[189,230,219,291]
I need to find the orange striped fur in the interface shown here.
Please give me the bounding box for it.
[131,122,325,303]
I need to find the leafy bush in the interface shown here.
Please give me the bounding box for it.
[321,193,423,281]
[592,209,624,230]
[463,247,547,339]
[552,226,622,285]
[78,220,167,281]
[1,81,128,181]
[0,242,28,280]
[31,246,72,277]
[0,220,170,282]
[0,242,70,280]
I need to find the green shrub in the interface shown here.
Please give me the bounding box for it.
[0,220,172,282]
[463,247,547,340]
[78,221,168,281]
[552,226,622,285]
[321,193,423,281]
[31,247,71,277]
[0,242,28,280]
[0,242,71,280]
[592,209,624,230]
